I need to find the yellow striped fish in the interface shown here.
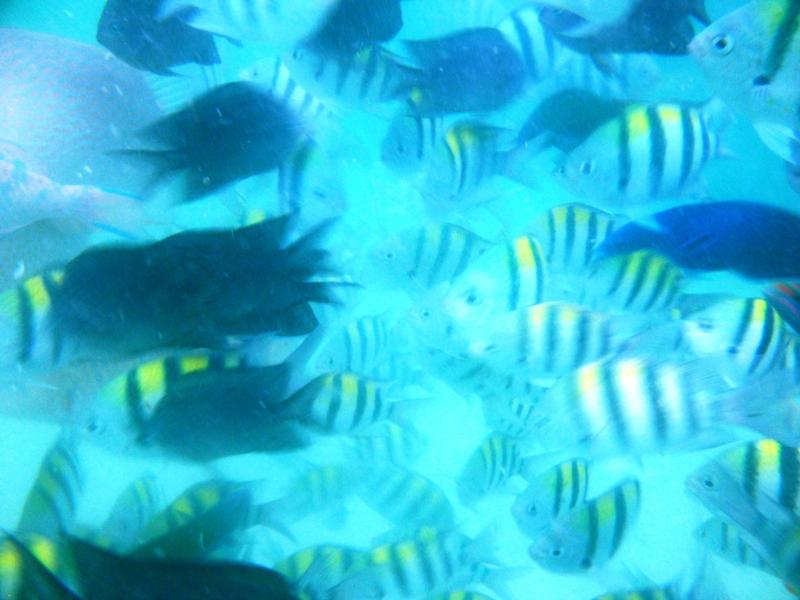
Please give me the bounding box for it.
[458,432,525,502]
[696,517,772,572]
[275,544,369,591]
[265,464,357,523]
[98,474,164,552]
[352,421,426,467]
[0,533,78,598]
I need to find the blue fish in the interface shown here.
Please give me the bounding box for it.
[594,200,800,279]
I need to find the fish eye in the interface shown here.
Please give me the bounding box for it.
[727,345,739,355]
[579,160,594,175]
[580,557,593,569]
[550,547,563,558]
[465,290,479,305]
[396,142,406,155]
[711,34,733,55]
[697,318,714,331]
[702,476,716,490]
[292,48,303,60]
[384,251,394,260]
[526,502,537,515]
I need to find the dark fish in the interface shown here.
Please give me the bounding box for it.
[97,0,220,76]
[595,200,800,279]
[518,89,628,152]
[51,215,336,360]
[122,82,305,201]
[306,0,402,54]
[540,0,709,55]
[404,28,526,115]
[68,536,299,600]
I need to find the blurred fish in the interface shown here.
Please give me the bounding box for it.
[310,313,395,375]
[596,201,800,279]
[98,474,165,552]
[404,28,526,115]
[68,535,299,600]
[540,0,709,55]
[352,421,426,467]
[17,437,82,539]
[766,281,800,334]
[689,0,800,133]
[0,158,149,236]
[482,391,544,438]
[369,222,494,293]
[556,101,728,209]
[553,51,661,100]
[495,4,563,83]
[159,0,338,48]
[264,464,357,523]
[122,82,306,201]
[681,297,790,382]
[381,105,446,177]
[430,592,497,600]
[696,517,773,572]
[97,0,220,75]
[0,534,79,600]
[0,29,159,191]
[526,203,619,275]
[589,586,680,600]
[274,544,369,594]
[307,0,403,54]
[512,459,590,539]
[529,479,641,572]
[458,432,526,502]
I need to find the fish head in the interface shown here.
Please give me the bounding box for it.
[556,136,618,201]
[404,287,466,353]
[441,265,506,331]
[512,483,552,536]
[680,298,745,358]
[685,459,748,516]
[529,518,591,572]
[381,113,426,175]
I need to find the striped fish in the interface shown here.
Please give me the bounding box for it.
[381,102,446,176]
[781,337,800,384]
[360,465,454,530]
[284,44,420,108]
[527,203,618,274]
[696,517,773,572]
[352,421,426,467]
[584,250,683,314]
[266,464,357,522]
[98,475,165,552]
[496,4,562,82]
[0,533,79,598]
[285,372,396,434]
[558,101,726,207]
[370,222,494,293]
[458,432,525,501]
[529,479,641,572]
[765,280,800,336]
[274,544,369,588]
[512,459,590,538]
[554,51,660,100]
[0,270,64,370]
[17,437,82,540]
[482,389,545,438]
[312,314,395,375]
[532,356,732,457]
[682,297,790,382]
[466,302,617,379]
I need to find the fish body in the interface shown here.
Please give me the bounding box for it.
[266,464,357,522]
[495,5,563,83]
[381,106,447,177]
[310,314,395,375]
[274,544,369,591]
[0,534,79,600]
[529,479,641,572]
[696,517,773,572]
[307,0,403,54]
[98,475,165,552]
[458,433,525,501]
[352,421,426,467]
[97,0,220,75]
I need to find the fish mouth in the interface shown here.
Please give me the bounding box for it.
[687,35,705,58]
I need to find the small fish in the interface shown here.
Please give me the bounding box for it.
[98,475,165,552]
[0,534,79,600]
[17,437,82,540]
[482,391,545,438]
[97,0,220,75]
[458,433,526,502]
[767,281,800,335]
[352,421,426,467]
[122,82,306,201]
[381,104,447,176]
[681,297,790,382]
[583,250,683,314]
[360,464,455,530]
[556,101,728,209]
[274,544,369,591]
[595,200,800,279]
[265,464,357,523]
[369,222,494,294]
[311,314,396,375]
[529,479,641,572]
[696,517,772,572]
[159,0,339,49]
[526,203,619,274]
[68,535,298,600]
[307,0,403,54]
[403,28,527,115]
[512,459,590,539]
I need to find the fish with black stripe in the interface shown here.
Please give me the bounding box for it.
[529,479,641,572]
[681,297,791,382]
[512,459,590,538]
[381,100,447,177]
[351,421,427,467]
[0,270,64,371]
[369,222,494,294]
[457,432,528,502]
[263,464,358,525]
[556,100,729,209]
[696,517,773,572]
[496,4,563,84]
[311,313,396,376]
[97,474,165,552]
[17,436,82,540]
[76,351,306,461]
[274,544,369,596]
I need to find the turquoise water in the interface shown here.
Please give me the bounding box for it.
[0,1,798,599]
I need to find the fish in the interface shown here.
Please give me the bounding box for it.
[689,0,800,133]
[457,432,526,502]
[766,281,800,335]
[97,474,165,552]
[264,464,358,523]
[529,479,641,572]
[403,28,527,115]
[0,534,79,600]
[589,586,680,600]
[696,517,773,572]
[429,592,498,600]
[76,352,306,460]
[0,158,149,236]
[539,0,709,55]
[351,421,426,467]
[381,104,447,177]
[159,0,339,49]
[48,215,337,361]
[274,544,369,594]
[556,101,728,209]
[68,535,299,600]
[121,82,307,202]
[595,200,800,279]
[358,464,455,530]
[97,0,220,76]
[0,29,160,191]
[511,459,590,539]
[310,313,396,375]
[681,297,790,383]
[17,437,82,539]
[482,391,545,438]
[495,4,564,83]
[583,250,683,315]
[368,222,494,294]
[306,0,403,54]
[526,203,619,275]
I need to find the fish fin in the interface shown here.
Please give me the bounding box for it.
[754,122,800,164]
[702,97,735,133]
[690,0,711,25]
